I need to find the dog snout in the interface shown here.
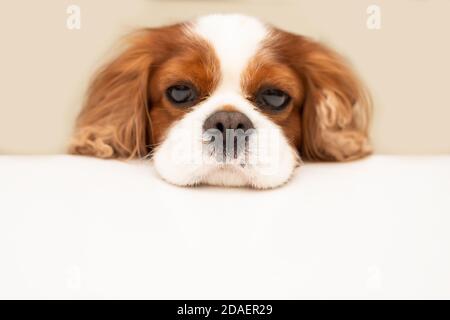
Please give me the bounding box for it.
[203,111,255,160]
[203,111,254,133]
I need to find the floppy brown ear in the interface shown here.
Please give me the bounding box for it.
[68,30,154,159]
[300,38,372,161]
[274,31,372,161]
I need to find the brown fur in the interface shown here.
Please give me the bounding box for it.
[68,23,220,159]
[242,53,304,150]
[148,33,220,147]
[263,28,372,161]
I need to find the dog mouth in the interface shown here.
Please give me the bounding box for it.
[152,120,297,189]
[202,128,253,165]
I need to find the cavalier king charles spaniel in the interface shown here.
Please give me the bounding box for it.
[69,14,372,189]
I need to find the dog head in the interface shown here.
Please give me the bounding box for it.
[70,14,371,189]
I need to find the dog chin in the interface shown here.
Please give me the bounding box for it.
[201,165,250,188]
[152,132,300,189]
[153,156,298,189]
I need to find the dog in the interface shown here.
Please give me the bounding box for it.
[69,14,372,189]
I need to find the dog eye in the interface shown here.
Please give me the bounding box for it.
[166,84,197,107]
[256,88,290,111]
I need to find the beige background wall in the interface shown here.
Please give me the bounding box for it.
[0,0,449,155]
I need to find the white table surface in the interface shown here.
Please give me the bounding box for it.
[1,155,449,299]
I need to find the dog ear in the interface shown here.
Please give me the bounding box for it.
[69,29,155,159]
[300,39,372,161]
[273,30,372,161]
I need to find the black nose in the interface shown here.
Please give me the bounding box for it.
[203,111,254,134]
[203,111,255,160]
